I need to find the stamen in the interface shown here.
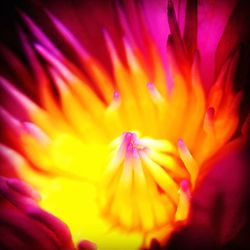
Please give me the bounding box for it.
[0,144,50,186]
[139,150,179,203]
[106,91,121,112]
[177,139,198,187]
[113,90,120,101]
[203,107,215,136]
[123,37,139,70]
[104,31,142,130]
[0,77,37,113]
[35,44,74,82]
[103,30,119,64]
[0,108,22,136]
[20,11,62,58]
[175,179,191,221]
[22,122,51,145]
[147,82,164,104]
[46,10,90,61]
[99,132,184,232]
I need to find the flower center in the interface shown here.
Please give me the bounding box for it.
[98,132,189,232]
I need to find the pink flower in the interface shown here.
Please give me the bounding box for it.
[0,0,249,249]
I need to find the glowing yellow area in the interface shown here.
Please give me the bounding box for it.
[39,177,142,250]
[51,134,109,182]
[2,11,242,249]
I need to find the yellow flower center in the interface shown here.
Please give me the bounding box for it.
[99,132,188,232]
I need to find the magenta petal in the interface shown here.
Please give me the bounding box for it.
[0,209,60,250]
[0,177,36,211]
[28,207,74,250]
[150,239,162,250]
[215,0,250,79]
[6,178,41,202]
[192,141,248,244]
[78,240,97,250]
[0,177,75,250]
[197,0,238,89]
[183,0,197,62]
[165,138,249,249]
[0,224,26,250]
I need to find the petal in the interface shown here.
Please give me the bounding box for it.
[165,137,250,249]
[215,0,250,79]
[197,0,238,89]
[0,177,75,250]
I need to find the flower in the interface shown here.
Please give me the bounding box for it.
[0,0,249,249]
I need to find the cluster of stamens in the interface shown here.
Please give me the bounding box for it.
[98,132,191,232]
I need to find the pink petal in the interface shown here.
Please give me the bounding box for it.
[165,138,249,249]
[197,0,238,89]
